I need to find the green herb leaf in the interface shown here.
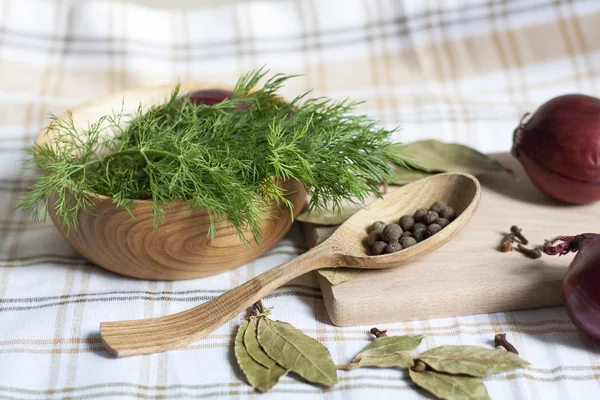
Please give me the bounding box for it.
[356,335,424,358]
[244,316,277,368]
[317,268,361,285]
[21,69,407,242]
[409,369,490,400]
[234,320,287,392]
[417,345,529,377]
[347,335,424,369]
[257,317,337,387]
[296,206,360,225]
[388,166,434,185]
[345,353,414,370]
[389,140,512,176]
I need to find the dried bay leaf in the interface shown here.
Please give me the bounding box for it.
[234,320,287,392]
[244,316,276,368]
[347,335,424,369]
[416,345,529,377]
[389,140,512,176]
[257,317,337,387]
[295,206,360,225]
[409,369,490,400]
[389,165,434,185]
[317,268,361,285]
[346,352,414,370]
[356,335,425,357]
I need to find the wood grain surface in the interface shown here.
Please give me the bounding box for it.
[309,153,598,326]
[100,172,480,357]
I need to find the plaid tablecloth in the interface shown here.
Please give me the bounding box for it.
[1,0,600,399]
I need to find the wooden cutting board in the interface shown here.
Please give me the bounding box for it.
[303,153,600,326]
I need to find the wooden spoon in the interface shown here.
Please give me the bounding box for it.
[100,172,481,357]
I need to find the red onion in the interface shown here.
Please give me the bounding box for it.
[543,234,600,341]
[512,94,600,204]
[186,88,233,105]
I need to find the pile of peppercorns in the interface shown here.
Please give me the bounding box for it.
[367,201,457,255]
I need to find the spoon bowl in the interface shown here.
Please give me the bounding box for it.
[329,172,480,265]
[100,172,481,357]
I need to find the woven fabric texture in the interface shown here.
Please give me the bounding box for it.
[1,0,600,399]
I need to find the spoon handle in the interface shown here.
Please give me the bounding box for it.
[100,243,337,357]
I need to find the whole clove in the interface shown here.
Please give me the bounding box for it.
[510,225,529,245]
[500,234,515,252]
[494,333,519,354]
[370,327,388,338]
[516,244,542,259]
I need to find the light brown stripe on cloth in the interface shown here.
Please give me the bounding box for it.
[295,0,314,92]
[375,0,401,125]
[6,372,600,399]
[361,0,387,126]
[308,0,326,92]
[0,249,304,266]
[567,0,597,93]
[138,281,158,398]
[553,0,584,90]
[65,269,92,386]
[0,326,584,354]
[501,0,529,106]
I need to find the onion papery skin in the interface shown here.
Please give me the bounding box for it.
[544,234,600,341]
[513,94,600,204]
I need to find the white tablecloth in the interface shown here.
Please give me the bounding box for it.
[1,0,600,399]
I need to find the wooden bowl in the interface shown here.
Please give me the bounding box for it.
[36,84,307,280]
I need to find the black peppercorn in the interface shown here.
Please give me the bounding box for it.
[369,220,386,233]
[440,207,456,221]
[427,223,442,236]
[412,222,426,231]
[430,201,447,214]
[366,203,456,253]
[398,215,415,231]
[381,224,402,243]
[413,208,428,222]
[413,229,426,242]
[412,223,426,242]
[368,231,382,246]
[400,236,417,248]
[424,211,439,225]
[435,218,450,228]
[371,241,387,255]
[384,242,403,254]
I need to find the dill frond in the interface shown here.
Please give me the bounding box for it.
[20,69,409,243]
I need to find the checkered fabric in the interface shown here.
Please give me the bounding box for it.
[1,0,600,399]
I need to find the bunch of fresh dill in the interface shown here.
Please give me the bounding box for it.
[20,69,410,242]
